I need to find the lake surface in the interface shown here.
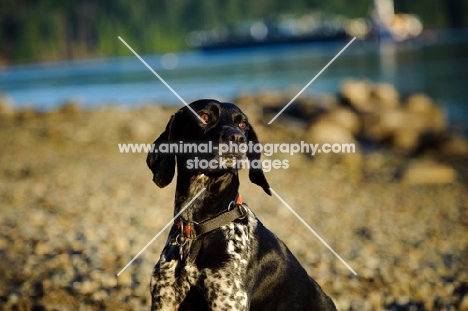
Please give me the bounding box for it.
[1,30,467,130]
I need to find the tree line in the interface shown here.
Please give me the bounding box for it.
[0,0,465,64]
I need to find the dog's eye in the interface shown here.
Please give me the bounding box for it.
[238,121,247,129]
[199,113,211,123]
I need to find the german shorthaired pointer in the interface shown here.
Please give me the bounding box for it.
[147,99,337,310]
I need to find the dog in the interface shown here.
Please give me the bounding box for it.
[146,99,337,310]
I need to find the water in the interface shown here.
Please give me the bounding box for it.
[1,32,467,129]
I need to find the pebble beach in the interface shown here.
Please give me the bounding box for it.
[1,87,468,310]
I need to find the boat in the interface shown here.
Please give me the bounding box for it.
[186,15,350,51]
[186,1,423,51]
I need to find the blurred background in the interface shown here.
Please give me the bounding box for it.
[1,1,468,310]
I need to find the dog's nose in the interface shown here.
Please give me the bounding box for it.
[223,129,246,144]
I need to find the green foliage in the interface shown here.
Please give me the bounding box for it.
[0,0,466,64]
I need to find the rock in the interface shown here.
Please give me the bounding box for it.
[362,112,385,142]
[35,242,52,255]
[58,101,81,115]
[318,94,339,111]
[0,94,15,118]
[379,110,411,130]
[459,295,468,311]
[440,136,468,155]
[372,83,400,110]
[401,160,457,184]
[305,119,362,180]
[234,93,257,106]
[255,91,285,107]
[340,80,373,112]
[306,120,357,145]
[92,289,108,301]
[8,293,19,304]
[363,106,445,151]
[405,94,446,132]
[406,94,435,114]
[101,254,118,268]
[118,272,132,286]
[368,292,382,310]
[101,274,118,288]
[74,280,95,295]
[362,110,408,142]
[321,107,361,135]
[358,89,448,151]
[426,105,446,132]
[41,289,78,309]
[296,98,322,119]
[114,235,129,254]
[393,128,420,151]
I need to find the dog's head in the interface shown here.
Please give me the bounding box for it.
[147,99,271,195]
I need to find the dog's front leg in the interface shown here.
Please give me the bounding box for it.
[202,268,249,311]
[150,244,200,311]
[150,253,179,311]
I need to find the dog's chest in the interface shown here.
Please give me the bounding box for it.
[224,221,251,263]
[182,213,255,268]
[197,218,255,310]
[152,211,256,309]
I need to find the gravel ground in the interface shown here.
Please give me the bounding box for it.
[0,106,467,310]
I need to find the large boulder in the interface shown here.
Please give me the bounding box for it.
[372,83,400,111]
[320,107,361,135]
[405,94,446,132]
[306,119,357,145]
[340,80,373,113]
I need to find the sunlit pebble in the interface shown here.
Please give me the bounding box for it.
[92,289,109,301]
[118,272,132,286]
[74,281,95,295]
[368,292,382,310]
[57,253,70,264]
[332,279,345,293]
[71,240,86,253]
[349,299,372,311]
[394,296,412,307]
[101,254,118,268]
[412,283,430,301]
[34,241,52,255]
[51,272,71,288]
[8,293,19,304]
[361,268,376,279]
[335,297,350,310]
[101,274,118,288]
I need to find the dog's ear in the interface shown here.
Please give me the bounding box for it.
[146,115,176,188]
[247,124,271,196]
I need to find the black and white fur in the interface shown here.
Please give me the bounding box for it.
[147,99,337,310]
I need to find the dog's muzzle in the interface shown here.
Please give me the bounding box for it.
[219,128,247,161]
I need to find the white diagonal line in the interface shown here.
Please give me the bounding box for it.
[269,187,357,275]
[117,36,206,124]
[117,188,206,276]
[268,37,356,124]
